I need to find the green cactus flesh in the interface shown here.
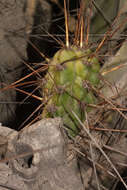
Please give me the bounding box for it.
[42,46,100,136]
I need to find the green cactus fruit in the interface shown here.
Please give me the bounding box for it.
[42,46,100,137]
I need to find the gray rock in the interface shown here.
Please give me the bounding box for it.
[0,0,51,125]
[0,118,83,190]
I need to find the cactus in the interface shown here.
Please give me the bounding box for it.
[42,46,100,136]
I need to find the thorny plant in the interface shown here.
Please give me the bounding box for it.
[1,0,127,189]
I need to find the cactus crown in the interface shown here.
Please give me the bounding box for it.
[42,46,101,136]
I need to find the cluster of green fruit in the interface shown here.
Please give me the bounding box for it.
[42,46,100,136]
